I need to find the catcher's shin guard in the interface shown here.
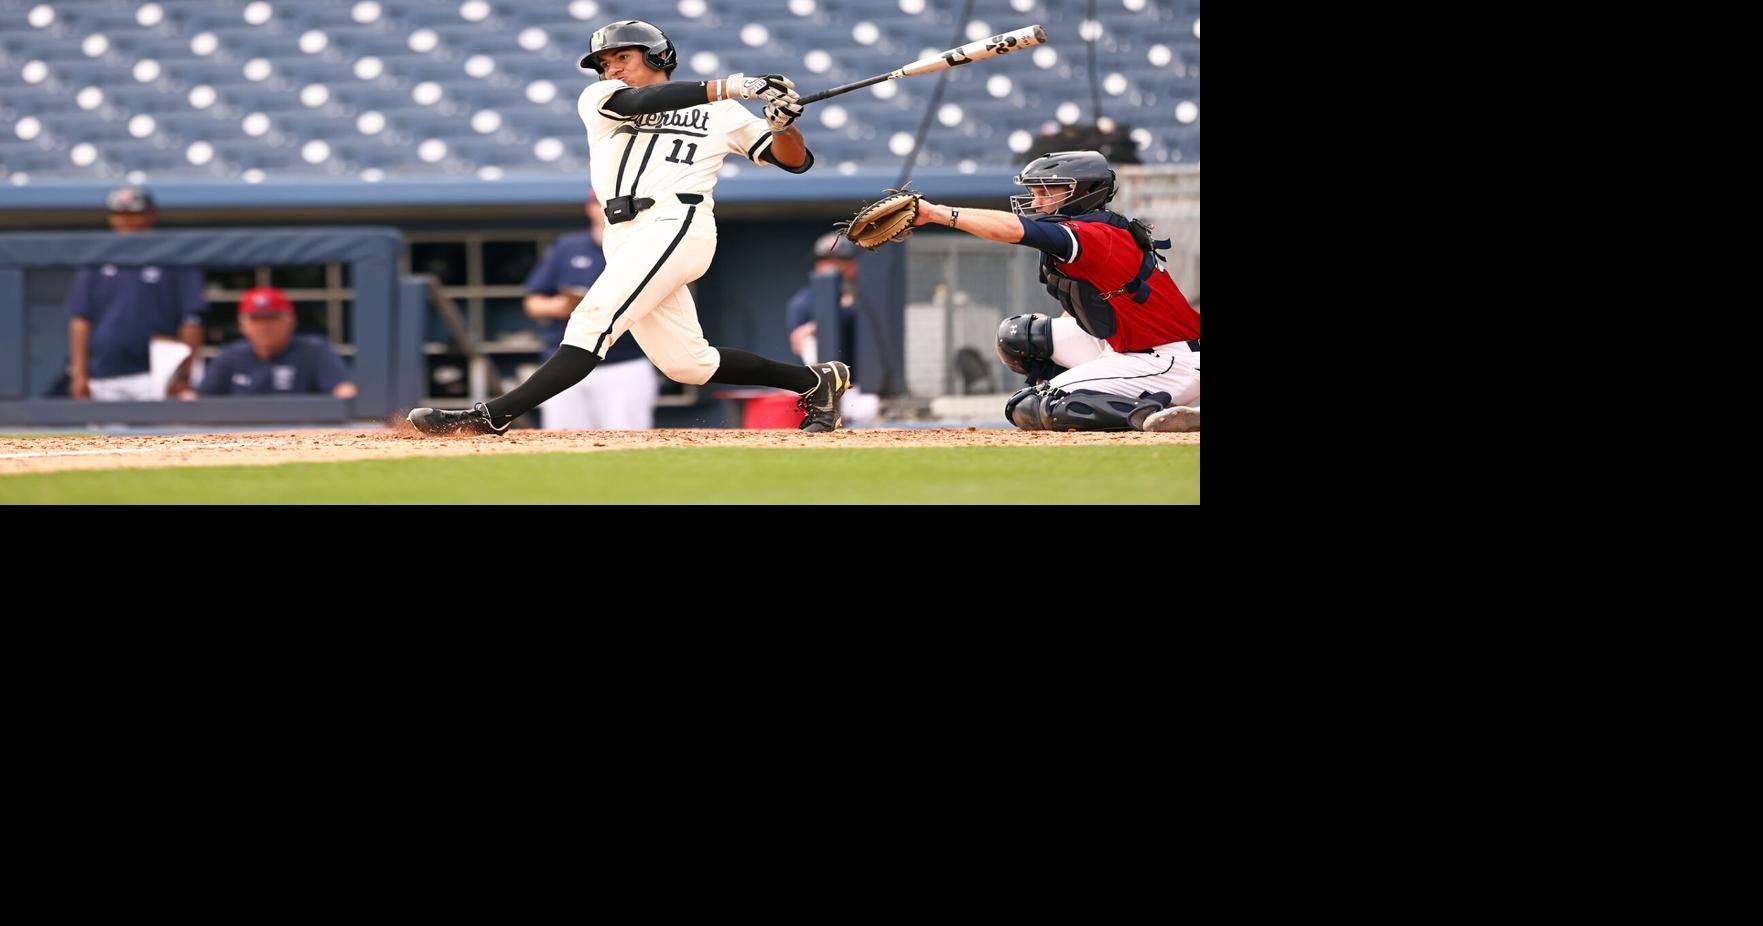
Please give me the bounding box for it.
[1006,386,1168,432]
[995,313,1068,384]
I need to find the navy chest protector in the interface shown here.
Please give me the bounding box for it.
[1038,211,1171,339]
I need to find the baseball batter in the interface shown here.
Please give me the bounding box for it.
[904,150,1201,432]
[408,20,851,435]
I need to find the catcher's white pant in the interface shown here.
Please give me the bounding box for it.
[537,357,660,430]
[1046,317,1200,405]
[561,198,722,385]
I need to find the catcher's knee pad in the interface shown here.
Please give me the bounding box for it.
[996,313,1068,382]
[1008,387,1166,432]
[1005,385,1047,430]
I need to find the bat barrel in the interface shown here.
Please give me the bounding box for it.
[798,24,1044,104]
[799,73,891,105]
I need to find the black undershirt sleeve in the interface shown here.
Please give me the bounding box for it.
[605,82,710,116]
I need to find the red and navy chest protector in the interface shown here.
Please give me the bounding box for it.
[1023,210,1199,352]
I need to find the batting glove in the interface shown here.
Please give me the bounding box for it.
[764,96,803,132]
[722,72,796,104]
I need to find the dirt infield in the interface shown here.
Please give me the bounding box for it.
[0,427,1199,475]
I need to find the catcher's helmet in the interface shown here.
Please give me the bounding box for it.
[1011,150,1117,217]
[580,20,677,75]
[105,184,155,213]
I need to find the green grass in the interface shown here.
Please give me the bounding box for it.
[0,446,1199,504]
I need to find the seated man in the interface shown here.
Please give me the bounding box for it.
[186,287,357,399]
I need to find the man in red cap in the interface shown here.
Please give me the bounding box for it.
[183,286,356,399]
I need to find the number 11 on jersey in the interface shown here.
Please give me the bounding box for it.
[665,139,697,164]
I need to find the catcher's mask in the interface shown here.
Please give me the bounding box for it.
[1011,150,1117,217]
[581,20,677,75]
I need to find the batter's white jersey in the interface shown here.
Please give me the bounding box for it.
[578,79,784,207]
[559,79,809,384]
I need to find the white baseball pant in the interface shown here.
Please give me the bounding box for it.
[1046,317,1200,406]
[561,199,723,385]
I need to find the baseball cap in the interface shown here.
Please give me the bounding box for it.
[239,287,294,316]
[813,231,859,260]
[105,185,156,213]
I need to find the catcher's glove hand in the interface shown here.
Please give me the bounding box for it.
[834,183,925,250]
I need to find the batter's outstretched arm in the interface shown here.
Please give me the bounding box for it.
[605,73,799,116]
[604,82,720,116]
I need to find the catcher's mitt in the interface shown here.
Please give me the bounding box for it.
[835,183,924,250]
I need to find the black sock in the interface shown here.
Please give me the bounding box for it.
[485,345,600,422]
[709,347,818,392]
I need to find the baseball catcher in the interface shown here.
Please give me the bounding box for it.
[837,151,1200,432]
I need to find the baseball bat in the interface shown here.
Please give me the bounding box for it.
[797,25,1047,105]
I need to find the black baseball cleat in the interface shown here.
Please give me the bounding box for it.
[796,360,851,433]
[407,402,512,436]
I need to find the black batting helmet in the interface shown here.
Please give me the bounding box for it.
[1011,150,1117,217]
[580,20,677,75]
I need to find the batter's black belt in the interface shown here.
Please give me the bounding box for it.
[605,192,706,224]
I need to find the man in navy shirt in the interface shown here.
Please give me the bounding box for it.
[785,232,860,366]
[189,287,357,399]
[66,185,207,400]
[521,194,659,429]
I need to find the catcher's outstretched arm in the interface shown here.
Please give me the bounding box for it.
[915,202,1078,258]
[914,202,1024,244]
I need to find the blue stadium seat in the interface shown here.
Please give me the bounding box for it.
[3,0,1198,181]
[1,140,64,174]
[155,2,263,34]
